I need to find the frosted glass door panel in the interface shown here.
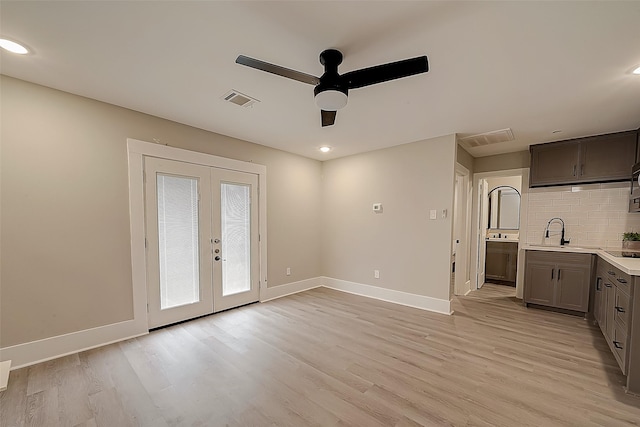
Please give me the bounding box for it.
[157,174,200,309]
[212,169,259,312]
[220,183,251,296]
[145,157,212,329]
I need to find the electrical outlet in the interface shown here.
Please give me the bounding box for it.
[286,267,291,276]
[429,210,437,220]
[374,269,380,279]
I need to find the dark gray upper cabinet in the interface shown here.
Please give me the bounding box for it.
[529,130,637,187]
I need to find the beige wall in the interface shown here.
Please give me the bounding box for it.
[321,134,457,301]
[485,175,522,194]
[0,76,322,347]
[456,144,474,173]
[474,150,530,173]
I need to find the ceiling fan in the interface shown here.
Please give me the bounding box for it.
[236,49,429,127]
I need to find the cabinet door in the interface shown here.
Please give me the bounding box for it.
[594,276,603,325]
[486,244,509,280]
[579,131,637,182]
[603,281,615,340]
[555,264,590,311]
[524,262,555,305]
[530,141,580,187]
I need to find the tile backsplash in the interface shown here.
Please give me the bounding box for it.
[526,182,640,249]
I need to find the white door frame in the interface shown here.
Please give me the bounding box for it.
[453,163,472,296]
[127,139,268,332]
[470,168,528,296]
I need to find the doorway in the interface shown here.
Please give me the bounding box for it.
[451,163,472,297]
[144,156,260,329]
[470,168,528,298]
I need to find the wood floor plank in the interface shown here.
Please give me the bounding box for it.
[0,366,29,427]
[2,283,640,426]
[25,388,59,427]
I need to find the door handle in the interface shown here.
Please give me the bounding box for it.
[214,238,221,244]
[214,256,221,261]
[573,165,577,176]
[613,341,623,350]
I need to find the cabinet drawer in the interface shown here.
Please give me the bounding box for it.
[612,322,628,374]
[614,287,631,330]
[603,265,631,295]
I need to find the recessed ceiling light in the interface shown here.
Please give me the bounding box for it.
[0,38,29,54]
[633,66,640,75]
[319,146,332,153]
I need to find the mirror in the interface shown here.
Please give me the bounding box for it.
[488,186,520,230]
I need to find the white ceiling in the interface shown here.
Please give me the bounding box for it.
[1,1,639,161]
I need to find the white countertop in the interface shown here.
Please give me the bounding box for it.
[486,238,520,243]
[523,244,640,276]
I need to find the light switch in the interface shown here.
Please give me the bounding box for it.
[429,209,437,220]
[373,203,383,213]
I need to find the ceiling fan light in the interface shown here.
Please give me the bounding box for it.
[315,90,348,111]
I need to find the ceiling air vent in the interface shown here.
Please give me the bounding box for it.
[222,90,259,108]
[459,128,515,149]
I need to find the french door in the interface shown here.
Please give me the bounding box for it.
[145,157,259,328]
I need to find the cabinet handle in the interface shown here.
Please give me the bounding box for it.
[604,283,612,288]
[551,269,554,280]
[615,306,625,313]
[613,341,623,350]
[596,277,602,291]
[573,165,577,176]
[616,277,627,284]
[608,271,616,276]
[558,269,561,280]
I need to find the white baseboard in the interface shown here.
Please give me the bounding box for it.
[262,277,323,302]
[322,277,452,315]
[1,318,148,370]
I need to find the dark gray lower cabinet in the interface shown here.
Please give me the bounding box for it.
[524,251,593,313]
[485,241,518,283]
[594,259,634,375]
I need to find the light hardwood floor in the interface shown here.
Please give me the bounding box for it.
[2,284,640,426]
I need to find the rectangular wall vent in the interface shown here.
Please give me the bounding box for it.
[222,90,259,108]
[459,128,515,149]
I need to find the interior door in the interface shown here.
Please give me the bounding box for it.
[212,169,260,312]
[477,179,488,288]
[145,157,213,328]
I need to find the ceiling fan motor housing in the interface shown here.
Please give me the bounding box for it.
[314,49,348,110]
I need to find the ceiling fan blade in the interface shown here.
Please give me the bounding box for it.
[236,55,320,85]
[321,110,336,127]
[342,56,429,89]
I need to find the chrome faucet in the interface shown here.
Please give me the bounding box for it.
[545,217,570,246]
